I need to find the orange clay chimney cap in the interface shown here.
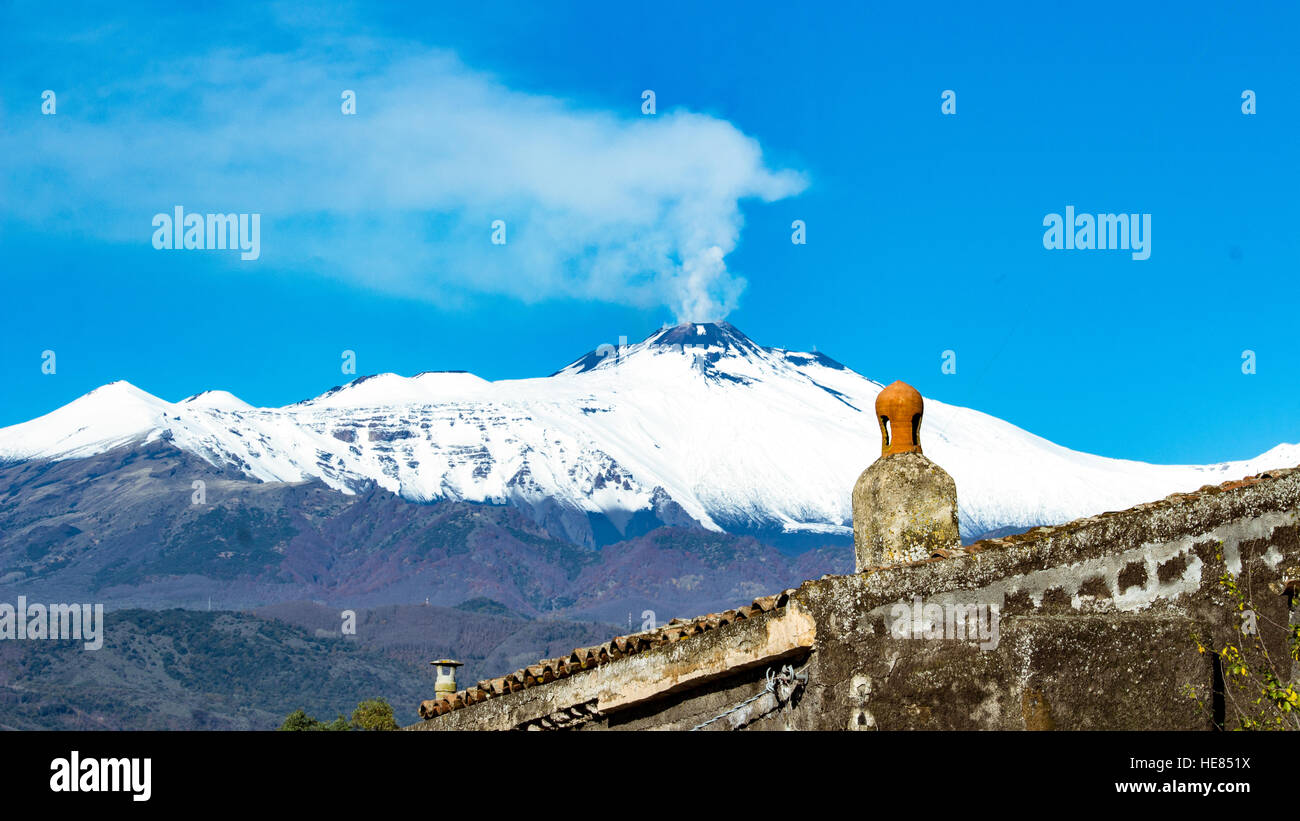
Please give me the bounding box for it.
[875,380,924,456]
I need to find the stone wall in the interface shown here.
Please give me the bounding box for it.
[409,467,1300,731]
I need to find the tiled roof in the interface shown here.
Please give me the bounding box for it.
[417,589,797,720]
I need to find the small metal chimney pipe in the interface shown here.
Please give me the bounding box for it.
[431,659,464,698]
[852,381,960,571]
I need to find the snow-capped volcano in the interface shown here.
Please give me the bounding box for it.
[2,322,1297,546]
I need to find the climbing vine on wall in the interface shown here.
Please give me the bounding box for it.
[1187,543,1299,730]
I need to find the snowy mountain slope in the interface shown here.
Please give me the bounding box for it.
[2,322,1297,545]
[180,390,254,411]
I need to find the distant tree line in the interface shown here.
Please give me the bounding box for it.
[279,697,400,731]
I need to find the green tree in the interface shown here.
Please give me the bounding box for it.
[351,697,399,731]
[278,708,351,731]
[278,709,319,731]
[321,713,351,731]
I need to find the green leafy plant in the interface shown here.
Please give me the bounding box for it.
[350,698,399,731]
[278,708,350,731]
[1187,543,1299,730]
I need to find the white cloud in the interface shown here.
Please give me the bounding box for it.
[4,44,807,321]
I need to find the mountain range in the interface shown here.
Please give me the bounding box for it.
[3,321,1296,552]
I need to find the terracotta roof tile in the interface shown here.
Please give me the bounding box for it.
[416,588,799,721]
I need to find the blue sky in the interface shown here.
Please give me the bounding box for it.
[2,0,1298,464]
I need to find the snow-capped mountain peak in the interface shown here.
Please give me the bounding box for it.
[1,324,1297,548]
[0,381,172,462]
[180,389,254,411]
[554,321,852,391]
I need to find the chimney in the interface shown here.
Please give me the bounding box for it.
[431,659,464,698]
[852,381,960,571]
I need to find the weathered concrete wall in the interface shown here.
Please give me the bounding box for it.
[853,451,961,571]
[409,467,1300,731]
[774,470,1299,730]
